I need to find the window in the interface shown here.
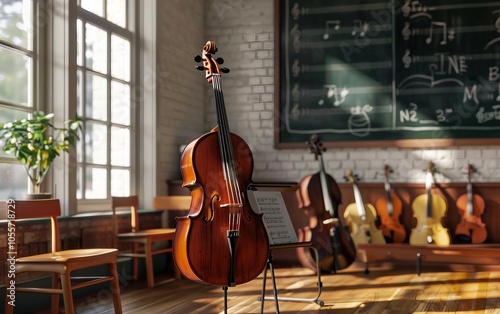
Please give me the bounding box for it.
[76,0,134,207]
[0,0,36,199]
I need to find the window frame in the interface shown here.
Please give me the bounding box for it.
[75,0,137,212]
[0,0,40,199]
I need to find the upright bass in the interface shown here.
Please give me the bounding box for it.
[296,135,356,273]
[455,163,487,244]
[173,41,269,287]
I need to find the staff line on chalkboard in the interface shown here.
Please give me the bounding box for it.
[304,106,393,116]
[429,2,500,11]
[407,53,500,63]
[303,24,392,37]
[311,86,392,97]
[303,3,389,15]
[397,86,475,96]
[303,61,392,72]
[285,124,500,135]
[302,38,393,49]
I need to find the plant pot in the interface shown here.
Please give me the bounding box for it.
[25,193,53,200]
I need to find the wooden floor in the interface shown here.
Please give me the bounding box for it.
[70,262,500,314]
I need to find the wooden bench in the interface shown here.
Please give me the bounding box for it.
[357,243,500,275]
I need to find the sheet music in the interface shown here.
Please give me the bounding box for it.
[248,190,298,245]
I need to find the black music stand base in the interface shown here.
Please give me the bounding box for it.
[258,243,324,314]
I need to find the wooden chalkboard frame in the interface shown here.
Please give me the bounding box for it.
[273,0,500,149]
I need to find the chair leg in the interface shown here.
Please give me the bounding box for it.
[109,261,123,314]
[51,273,60,314]
[145,242,155,288]
[60,273,75,314]
[132,243,139,280]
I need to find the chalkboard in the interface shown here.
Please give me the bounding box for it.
[274,0,500,148]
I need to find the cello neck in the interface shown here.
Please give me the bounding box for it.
[425,167,433,218]
[383,165,394,216]
[318,154,335,214]
[466,164,474,216]
[347,170,366,220]
[212,75,238,183]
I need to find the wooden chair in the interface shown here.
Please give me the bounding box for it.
[152,195,192,279]
[111,195,175,288]
[4,199,122,314]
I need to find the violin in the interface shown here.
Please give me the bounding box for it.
[455,163,487,244]
[296,135,356,273]
[173,41,269,287]
[343,170,385,247]
[375,165,406,243]
[409,161,450,246]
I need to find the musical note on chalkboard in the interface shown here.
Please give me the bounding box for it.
[426,21,448,45]
[352,19,369,37]
[323,20,340,40]
[318,85,349,106]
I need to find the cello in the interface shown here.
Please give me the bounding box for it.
[409,161,450,246]
[173,41,269,287]
[343,170,385,247]
[455,163,487,244]
[375,165,406,243]
[296,135,356,273]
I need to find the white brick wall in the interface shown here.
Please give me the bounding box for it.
[156,0,500,189]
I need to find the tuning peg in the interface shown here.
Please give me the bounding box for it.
[216,57,224,64]
[220,67,230,73]
[195,66,204,71]
[194,55,202,63]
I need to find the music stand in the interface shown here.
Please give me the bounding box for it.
[247,184,324,314]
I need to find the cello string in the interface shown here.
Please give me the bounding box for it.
[213,75,242,231]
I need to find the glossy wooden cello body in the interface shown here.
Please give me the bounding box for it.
[296,135,356,273]
[173,41,269,287]
[344,170,385,247]
[375,165,406,243]
[409,161,450,246]
[455,164,487,244]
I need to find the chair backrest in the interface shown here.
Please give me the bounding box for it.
[6,199,61,253]
[152,196,191,211]
[111,195,140,235]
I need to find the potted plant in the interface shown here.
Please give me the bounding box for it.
[0,111,82,197]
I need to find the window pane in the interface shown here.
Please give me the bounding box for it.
[77,166,82,199]
[111,168,129,196]
[0,108,28,158]
[0,163,28,199]
[81,0,104,17]
[111,34,130,81]
[111,126,129,166]
[77,19,83,66]
[85,23,107,74]
[85,73,107,120]
[77,69,83,116]
[0,0,32,49]
[85,122,107,165]
[85,167,107,199]
[111,81,130,125]
[107,0,126,28]
[0,46,30,105]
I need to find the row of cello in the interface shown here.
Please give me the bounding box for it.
[296,135,488,273]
